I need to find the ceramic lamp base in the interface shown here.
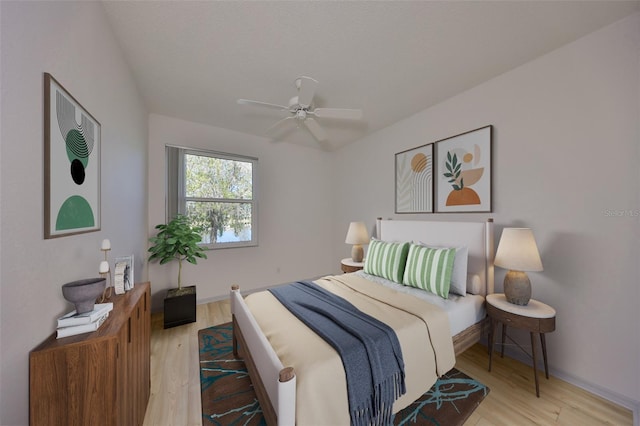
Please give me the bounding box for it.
[504,270,531,305]
[351,244,364,263]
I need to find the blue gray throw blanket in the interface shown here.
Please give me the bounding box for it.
[269,281,406,426]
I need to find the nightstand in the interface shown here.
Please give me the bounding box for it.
[341,258,364,273]
[486,293,556,397]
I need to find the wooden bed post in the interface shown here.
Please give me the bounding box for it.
[279,367,295,383]
[376,217,383,239]
[486,218,495,296]
[231,285,240,357]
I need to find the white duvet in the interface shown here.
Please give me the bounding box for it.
[244,273,456,425]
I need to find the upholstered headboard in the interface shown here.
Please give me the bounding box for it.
[376,218,495,296]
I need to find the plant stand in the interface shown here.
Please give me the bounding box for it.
[164,285,196,329]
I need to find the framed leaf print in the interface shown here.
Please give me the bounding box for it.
[44,73,101,238]
[435,126,492,213]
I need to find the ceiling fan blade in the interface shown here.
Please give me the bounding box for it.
[313,108,363,120]
[266,116,295,135]
[304,117,328,142]
[237,99,289,111]
[297,76,318,108]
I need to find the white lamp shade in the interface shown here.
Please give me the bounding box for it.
[345,222,369,245]
[99,260,110,274]
[494,228,543,272]
[101,239,111,250]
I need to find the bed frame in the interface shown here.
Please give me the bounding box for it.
[230,218,494,425]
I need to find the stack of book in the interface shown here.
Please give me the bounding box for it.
[56,302,113,339]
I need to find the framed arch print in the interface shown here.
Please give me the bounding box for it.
[434,125,492,213]
[44,73,101,238]
[395,143,434,213]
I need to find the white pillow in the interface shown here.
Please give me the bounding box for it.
[416,243,468,296]
[467,273,482,295]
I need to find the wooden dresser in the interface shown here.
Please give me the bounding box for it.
[29,282,151,426]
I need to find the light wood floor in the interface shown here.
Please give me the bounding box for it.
[143,300,633,426]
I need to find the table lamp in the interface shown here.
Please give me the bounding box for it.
[345,221,369,263]
[494,228,543,305]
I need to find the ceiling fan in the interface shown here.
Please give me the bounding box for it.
[237,76,363,142]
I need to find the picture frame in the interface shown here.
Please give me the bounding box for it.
[114,255,134,292]
[395,143,434,213]
[44,73,101,239]
[434,125,492,213]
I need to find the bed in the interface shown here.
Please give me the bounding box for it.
[230,218,495,425]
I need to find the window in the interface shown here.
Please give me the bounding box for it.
[166,146,257,249]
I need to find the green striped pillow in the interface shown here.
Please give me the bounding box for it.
[403,244,456,298]
[363,239,410,283]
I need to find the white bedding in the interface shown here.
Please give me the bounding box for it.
[231,219,493,425]
[355,270,486,336]
[244,273,456,425]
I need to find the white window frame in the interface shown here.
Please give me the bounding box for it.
[166,145,258,249]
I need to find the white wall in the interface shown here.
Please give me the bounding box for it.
[1,2,637,423]
[148,114,334,310]
[0,2,148,424]
[333,12,640,413]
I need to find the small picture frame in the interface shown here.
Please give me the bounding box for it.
[434,126,492,213]
[114,255,134,292]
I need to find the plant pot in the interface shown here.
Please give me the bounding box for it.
[163,285,196,329]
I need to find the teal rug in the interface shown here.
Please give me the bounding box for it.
[199,323,489,425]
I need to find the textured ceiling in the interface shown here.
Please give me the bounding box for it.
[102,1,638,151]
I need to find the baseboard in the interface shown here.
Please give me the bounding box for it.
[489,340,639,425]
[197,283,283,306]
[197,276,330,306]
[546,366,639,426]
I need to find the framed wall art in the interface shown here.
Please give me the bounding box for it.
[44,73,101,238]
[395,143,434,213]
[434,125,492,213]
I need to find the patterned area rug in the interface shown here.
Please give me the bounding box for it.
[199,323,489,425]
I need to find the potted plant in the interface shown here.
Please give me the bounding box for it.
[148,214,208,328]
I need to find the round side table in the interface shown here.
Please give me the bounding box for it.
[340,258,364,273]
[486,293,556,397]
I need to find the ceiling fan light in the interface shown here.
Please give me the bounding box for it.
[237,75,363,146]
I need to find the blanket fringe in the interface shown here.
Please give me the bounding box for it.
[350,371,406,426]
[271,281,406,426]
